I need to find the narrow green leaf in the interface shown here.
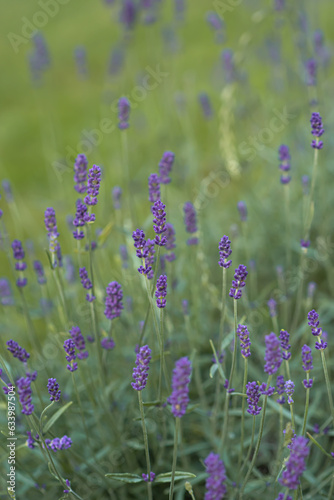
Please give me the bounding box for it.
[155,471,196,484]
[209,364,218,379]
[209,340,226,381]
[43,402,73,434]
[105,473,143,483]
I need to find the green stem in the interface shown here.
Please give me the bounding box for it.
[218,268,227,349]
[158,307,164,402]
[319,345,334,427]
[138,391,153,500]
[301,373,310,436]
[240,416,255,474]
[169,418,180,500]
[72,372,95,457]
[238,358,248,473]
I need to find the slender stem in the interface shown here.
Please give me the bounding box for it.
[138,391,153,500]
[284,184,292,269]
[169,418,180,500]
[240,416,255,474]
[289,403,295,431]
[238,358,248,472]
[301,373,310,436]
[151,246,161,298]
[319,346,334,427]
[72,372,95,457]
[218,268,227,349]
[158,307,164,402]
[290,252,305,332]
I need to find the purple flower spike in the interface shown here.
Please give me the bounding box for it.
[79,267,95,302]
[45,435,72,452]
[159,151,175,184]
[70,326,89,360]
[118,97,130,129]
[104,282,123,320]
[310,112,324,149]
[246,381,262,415]
[0,279,14,306]
[222,49,235,83]
[267,298,277,317]
[63,339,78,372]
[74,154,88,193]
[279,436,309,490]
[148,174,161,203]
[276,375,285,404]
[307,309,322,337]
[101,337,115,350]
[63,479,71,494]
[119,0,137,31]
[279,329,291,360]
[17,376,34,415]
[47,378,61,402]
[204,452,227,500]
[11,240,28,287]
[305,58,317,87]
[279,144,291,185]
[264,332,282,375]
[142,472,155,482]
[112,186,122,210]
[73,199,90,239]
[237,324,251,358]
[84,165,101,207]
[7,340,30,363]
[229,264,248,300]
[168,357,192,418]
[152,200,167,246]
[155,275,167,308]
[198,92,213,119]
[183,202,198,245]
[315,339,327,350]
[237,201,247,222]
[259,383,275,397]
[285,380,295,404]
[33,260,46,285]
[218,235,232,269]
[131,345,151,391]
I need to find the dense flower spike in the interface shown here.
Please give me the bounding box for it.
[278,144,291,184]
[246,381,262,415]
[236,324,251,358]
[159,151,175,184]
[11,239,27,287]
[70,326,89,360]
[17,376,34,415]
[79,267,95,302]
[279,329,291,360]
[73,199,89,239]
[152,200,167,246]
[229,264,248,299]
[104,281,123,320]
[74,154,88,193]
[218,235,232,268]
[47,378,61,402]
[7,340,30,363]
[112,186,122,209]
[264,332,282,375]
[84,165,101,206]
[155,275,167,308]
[307,309,322,336]
[267,298,277,317]
[33,260,46,285]
[276,375,286,404]
[237,201,247,221]
[118,97,130,129]
[148,173,161,203]
[44,207,61,264]
[259,383,275,397]
[45,436,72,452]
[0,279,14,306]
[310,112,324,149]
[101,337,115,350]
[131,344,151,391]
[204,452,227,500]
[279,436,309,490]
[183,202,198,245]
[63,339,78,372]
[301,345,313,374]
[285,380,295,404]
[168,357,192,418]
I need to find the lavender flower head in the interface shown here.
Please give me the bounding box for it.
[7,340,30,363]
[112,186,122,209]
[104,281,123,320]
[17,376,34,415]
[74,47,88,79]
[305,58,317,86]
[131,345,151,391]
[307,309,327,351]
[63,339,78,372]
[229,264,248,300]
[279,329,291,360]
[79,267,95,302]
[11,240,27,287]
[45,435,72,452]
[155,275,167,308]
[246,381,262,416]
[285,380,295,404]
[302,345,313,374]
[198,92,213,119]
[47,378,61,402]
[237,201,247,222]
[278,144,291,184]
[204,452,227,500]
[279,436,309,490]
[310,112,324,149]
[101,337,115,350]
[0,279,14,306]
[168,357,192,418]
[148,174,160,203]
[74,154,88,193]
[222,49,235,83]
[183,202,198,245]
[276,375,285,404]
[302,175,309,195]
[218,235,232,269]
[152,200,167,246]
[119,0,137,31]
[206,12,223,31]
[70,326,89,360]
[159,151,175,184]
[2,180,13,202]
[84,165,101,207]
[237,324,251,358]
[33,260,46,285]
[118,97,130,129]
[264,332,282,375]
[267,298,277,317]
[73,199,89,239]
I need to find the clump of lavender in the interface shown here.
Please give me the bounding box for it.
[307,309,327,350]
[302,345,313,389]
[6,340,30,363]
[155,275,167,308]
[264,332,282,375]
[118,97,130,129]
[63,339,78,372]
[278,144,291,184]
[198,92,213,119]
[101,337,115,350]
[45,436,72,452]
[305,58,317,87]
[267,298,277,317]
[285,380,295,404]
[279,329,291,360]
[47,378,61,402]
[84,165,101,208]
[104,282,123,320]
[0,279,14,306]
[112,186,122,210]
[11,240,27,287]
[246,381,262,415]
[310,112,324,149]
[229,264,248,299]
[165,223,176,262]
[159,151,175,184]
[74,154,88,193]
[279,436,309,489]
[79,267,95,302]
[33,260,46,285]
[17,375,35,415]
[148,174,160,203]
[152,200,167,246]
[70,326,89,360]
[236,324,251,358]
[168,357,192,418]
[218,235,232,268]
[183,202,198,245]
[131,345,152,391]
[276,375,286,404]
[204,452,227,500]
